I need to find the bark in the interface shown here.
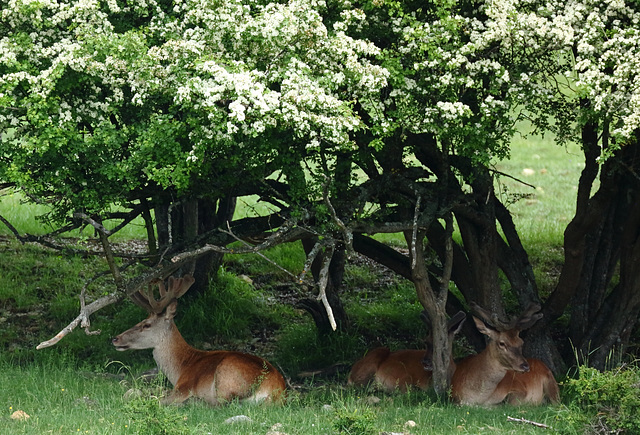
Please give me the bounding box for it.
[402,227,452,397]
[569,141,640,369]
[190,196,237,297]
[453,173,505,318]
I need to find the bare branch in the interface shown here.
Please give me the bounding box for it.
[0,213,25,241]
[73,212,112,236]
[322,176,354,258]
[36,291,123,349]
[411,195,422,269]
[316,243,337,331]
[300,238,326,283]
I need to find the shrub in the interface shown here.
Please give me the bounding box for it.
[563,364,640,433]
[333,404,377,435]
[124,396,189,435]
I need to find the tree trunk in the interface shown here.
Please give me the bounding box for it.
[403,228,452,397]
[298,237,349,334]
[453,172,505,318]
[190,196,237,297]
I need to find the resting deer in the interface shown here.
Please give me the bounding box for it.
[348,311,466,393]
[112,275,286,406]
[450,302,559,406]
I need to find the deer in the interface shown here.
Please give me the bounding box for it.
[450,302,559,406]
[112,274,286,406]
[347,311,466,393]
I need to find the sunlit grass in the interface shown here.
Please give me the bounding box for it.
[0,190,148,239]
[494,127,583,246]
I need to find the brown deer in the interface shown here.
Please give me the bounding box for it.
[450,302,559,405]
[347,311,465,393]
[112,275,286,406]
[493,358,560,405]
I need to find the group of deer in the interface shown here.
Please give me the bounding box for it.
[112,274,558,406]
[348,303,559,405]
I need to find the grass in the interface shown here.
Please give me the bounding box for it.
[0,359,584,434]
[0,127,601,433]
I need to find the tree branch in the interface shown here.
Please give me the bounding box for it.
[316,242,337,331]
[36,291,123,349]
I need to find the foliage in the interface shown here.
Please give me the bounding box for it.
[563,365,640,433]
[124,396,189,435]
[2,0,640,390]
[332,404,378,435]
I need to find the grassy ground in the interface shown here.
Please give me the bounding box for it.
[2,362,582,434]
[0,131,596,434]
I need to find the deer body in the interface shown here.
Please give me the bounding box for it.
[493,358,560,405]
[451,345,522,405]
[112,276,285,406]
[347,347,433,393]
[348,311,465,393]
[450,303,558,406]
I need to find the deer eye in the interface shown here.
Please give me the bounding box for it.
[498,341,506,348]
[142,323,151,329]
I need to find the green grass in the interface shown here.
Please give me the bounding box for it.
[494,128,583,247]
[0,360,585,434]
[0,190,149,239]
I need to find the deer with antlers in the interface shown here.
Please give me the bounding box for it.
[347,311,466,393]
[450,302,559,406]
[112,275,286,406]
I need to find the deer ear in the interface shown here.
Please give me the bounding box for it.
[164,300,178,319]
[448,311,466,335]
[472,316,495,338]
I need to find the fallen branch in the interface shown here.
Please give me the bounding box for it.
[507,416,551,429]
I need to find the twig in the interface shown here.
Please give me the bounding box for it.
[322,175,354,258]
[300,238,326,283]
[506,416,551,429]
[36,292,123,349]
[490,168,537,190]
[316,243,337,331]
[410,194,422,269]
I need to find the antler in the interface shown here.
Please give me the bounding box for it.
[513,303,543,331]
[130,275,196,313]
[470,302,542,331]
[470,302,511,331]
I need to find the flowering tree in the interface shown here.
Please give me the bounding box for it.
[0,0,391,347]
[524,0,640,369]
[2,0,640,392]
[0,0,387,290]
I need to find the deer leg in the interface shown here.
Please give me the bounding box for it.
[160,387,191,406]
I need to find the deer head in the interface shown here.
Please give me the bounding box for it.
[112,275,195,351]
[470,302,542,373]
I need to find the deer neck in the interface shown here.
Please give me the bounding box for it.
[152,323,199,387]
[466,348,511,403]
